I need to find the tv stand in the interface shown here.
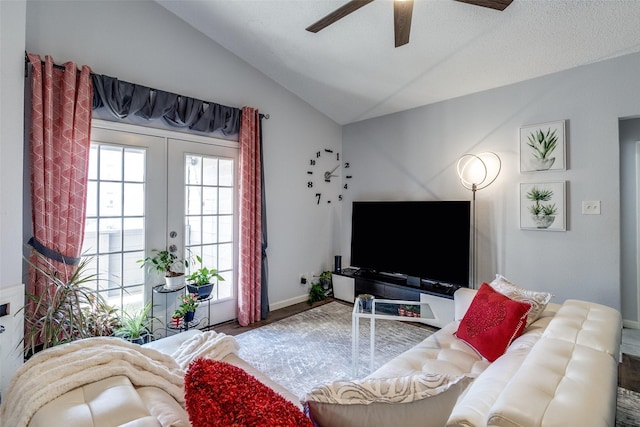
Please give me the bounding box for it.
[333,270,460,328]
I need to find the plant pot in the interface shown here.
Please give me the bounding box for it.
[533,215,555,229]
[126,331,151,345]
[187,283,214,300]
[530,157,555,171]
[165,274,185,290]
[184,310,196,323]
[171,317,182,328]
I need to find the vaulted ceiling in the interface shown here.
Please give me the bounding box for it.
[157,0,640,125]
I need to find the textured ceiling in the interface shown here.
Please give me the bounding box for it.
[157,0,640,125]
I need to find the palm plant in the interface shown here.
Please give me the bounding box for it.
[527,187,557,216]
[527,128,558,160]
[22,251,115,357]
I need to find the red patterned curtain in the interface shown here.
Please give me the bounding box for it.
[237,107,262,326]
[26,54,93,301]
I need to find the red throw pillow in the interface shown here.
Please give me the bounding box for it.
[455,282,532,362]
[184,358,313,427]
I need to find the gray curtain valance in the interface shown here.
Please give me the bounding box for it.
[92,74,241,135]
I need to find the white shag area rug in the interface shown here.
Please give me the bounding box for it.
[235,301,433,399]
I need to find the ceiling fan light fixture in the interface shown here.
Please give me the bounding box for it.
[394,0,414,47]
[305,0,512,47]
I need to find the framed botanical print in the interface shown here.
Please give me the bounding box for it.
[520,181,566,231]
[520,120,566,172]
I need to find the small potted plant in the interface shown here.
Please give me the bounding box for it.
[138,249,189,290]
[526,128,558,171]
[171,308,184,328]
[186,255,224,299]
[114,302,154,345]
[527,187,558,229]
[406,305,420,317]
[178,293,199,323]
[318,271,333,291]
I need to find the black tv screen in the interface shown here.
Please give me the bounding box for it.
[350,201,470,287]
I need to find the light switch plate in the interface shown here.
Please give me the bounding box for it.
[582,200,601,215]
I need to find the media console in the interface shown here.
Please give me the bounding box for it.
[332,269,461,328]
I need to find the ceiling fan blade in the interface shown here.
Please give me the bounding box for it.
[394,0,414,47]
[454,0,513,11]
[306,0,375,33]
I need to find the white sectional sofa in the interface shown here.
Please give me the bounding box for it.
[303,280,623,427]
[2,277,622,427]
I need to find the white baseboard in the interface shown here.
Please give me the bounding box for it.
[269,294,308,311]
[623,319,640,329]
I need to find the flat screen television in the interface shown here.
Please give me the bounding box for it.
[350,201,470,287]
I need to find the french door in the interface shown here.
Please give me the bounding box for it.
[84,121,238,330]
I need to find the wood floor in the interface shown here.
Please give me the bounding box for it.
[211,298,338,336]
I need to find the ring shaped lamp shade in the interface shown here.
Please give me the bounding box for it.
[456,152,501,191]
[456,151,501,289]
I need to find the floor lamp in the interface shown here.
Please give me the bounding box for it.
[456,152,501,289]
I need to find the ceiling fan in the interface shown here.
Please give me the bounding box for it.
[306,0,513,48]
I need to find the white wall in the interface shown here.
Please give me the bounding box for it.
[343,52,640,314]
[0,0,26,399]
[24,0,343,308]
[0,0,26,289]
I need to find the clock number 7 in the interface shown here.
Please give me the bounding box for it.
[315,193,321,205]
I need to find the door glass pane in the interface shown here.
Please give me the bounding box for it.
[82,142,146,312]
[185,153,234,302]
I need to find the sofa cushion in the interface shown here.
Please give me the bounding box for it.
[489,274,552,326]
[542,299,622,360]
[486,337,619,426]
[304,373,472,427]
[455,283,531,362]
[28,375,189,427]
[184,358,312,427]
[367,322,489,380]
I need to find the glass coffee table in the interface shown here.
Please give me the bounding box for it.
[351,295,437,376]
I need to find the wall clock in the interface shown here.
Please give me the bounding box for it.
[306,148,352,205]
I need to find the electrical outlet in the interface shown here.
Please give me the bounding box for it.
[299,274,307,285]
[582,200,601,215]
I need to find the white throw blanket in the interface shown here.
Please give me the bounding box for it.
[172,330,240,369]
[1,332,239,427]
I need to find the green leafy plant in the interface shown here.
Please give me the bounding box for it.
[527,128,558,160]
[318,271,332,290]
[21,251,114,357]
[114,302,154,341]
[307,283,328,305]
[527,187,557,216]
[178,293,200,313]
[186,255,224,286]
[138,249,188,277]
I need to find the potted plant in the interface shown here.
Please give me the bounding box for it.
[178,293,199,323]
[186,255,224,299]
[138,249,189,290]
[405,305,420,317]
[171,308,184,328]
[21,251,115,358]
[526,128,558,171]
[527,187,558,229]
[114,302,154,345]
[307,283,328,305]
[318,271,333,291]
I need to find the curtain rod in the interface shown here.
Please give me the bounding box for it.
[24,52,270,120]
